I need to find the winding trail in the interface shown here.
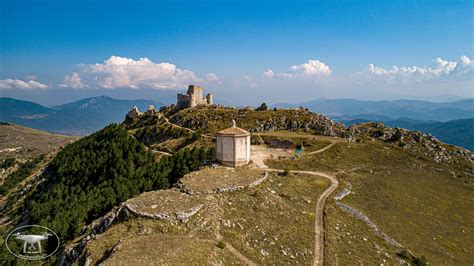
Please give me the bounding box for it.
[251,142,339,266]
[305,142,336,155]
[162,116,216,139]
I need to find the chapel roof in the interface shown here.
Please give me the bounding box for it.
[217,119,250,136]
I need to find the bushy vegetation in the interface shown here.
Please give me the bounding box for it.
[256,102,269,111]
[0,157,16,169]
[0,155,43,195]
[397,249,427,265]
[22,124,214,240]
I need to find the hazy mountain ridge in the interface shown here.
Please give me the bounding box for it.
[274,98,474,121]
[2,96,473,150]
[0,96,163,135]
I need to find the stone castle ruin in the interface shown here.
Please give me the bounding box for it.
[177,85,213,109]
[126,105,160,119]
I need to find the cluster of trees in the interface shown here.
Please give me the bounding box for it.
[255,103,269,111]
[24,124,214,240]
[0,155,44,195]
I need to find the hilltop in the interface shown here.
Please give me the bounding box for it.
[0,105,472,265]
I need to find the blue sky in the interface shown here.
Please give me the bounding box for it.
[0,0,472,105]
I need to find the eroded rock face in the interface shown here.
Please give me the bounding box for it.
[349,122,473,164]
[126,106,142,119]
[169,107,348,137]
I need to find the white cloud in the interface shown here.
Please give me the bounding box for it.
[205,73,219,81]
[262,59,332,80]
[289,59,332,77]
[356,55,473,82]
[60,72,87,89]
[0,79,48,89]
[79,55,217,89]
[262,69,274,79]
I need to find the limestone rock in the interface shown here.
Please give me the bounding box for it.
[126,106,142,119]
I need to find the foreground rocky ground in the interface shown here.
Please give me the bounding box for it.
[64,165,331,265]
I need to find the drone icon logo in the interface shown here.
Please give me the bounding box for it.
[6,225,60,261]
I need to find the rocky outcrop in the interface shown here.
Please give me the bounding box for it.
[126,106,142,119]
[169,107,348,137]
[349,122,472,164]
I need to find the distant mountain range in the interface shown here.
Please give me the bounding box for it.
[275,98,474,122]
[0,96,162,135]
[1,96,473,150]
[275,98,474,150]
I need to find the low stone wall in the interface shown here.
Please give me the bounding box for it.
[179,171,269,195]
[125,202,203,223]
[336,202,402,248]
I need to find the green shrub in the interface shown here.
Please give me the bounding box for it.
[0,157,16,169]
[256,102,268,111]
[216,241,226,249]
[191,129,203,140]
[397,249,427,266]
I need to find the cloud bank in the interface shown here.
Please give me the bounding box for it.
[263,59,332,79]
[78,56,218,89]
[0,79,48,89]
[355,55,473,82]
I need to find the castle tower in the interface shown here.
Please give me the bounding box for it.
[176,85,212,109]
[206,93,213,105]
[216,120,250,167]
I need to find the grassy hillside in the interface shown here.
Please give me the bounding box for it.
[267,137,473,264]
[0,124,214,264]
[0,123,77,160]
[62,169,330,265]
[1,105,472,264]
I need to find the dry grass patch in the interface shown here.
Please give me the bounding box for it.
[324,200,401,265]
[179,167,267,194]
[218,172,330,264]
[256,131,335,153]
[267,138,473,264]
[83,218,239,265]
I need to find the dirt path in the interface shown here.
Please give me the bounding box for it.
[208,195,257,265]
[305,142,336,155]
[250,143,339,266]
[163,117,216,139]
